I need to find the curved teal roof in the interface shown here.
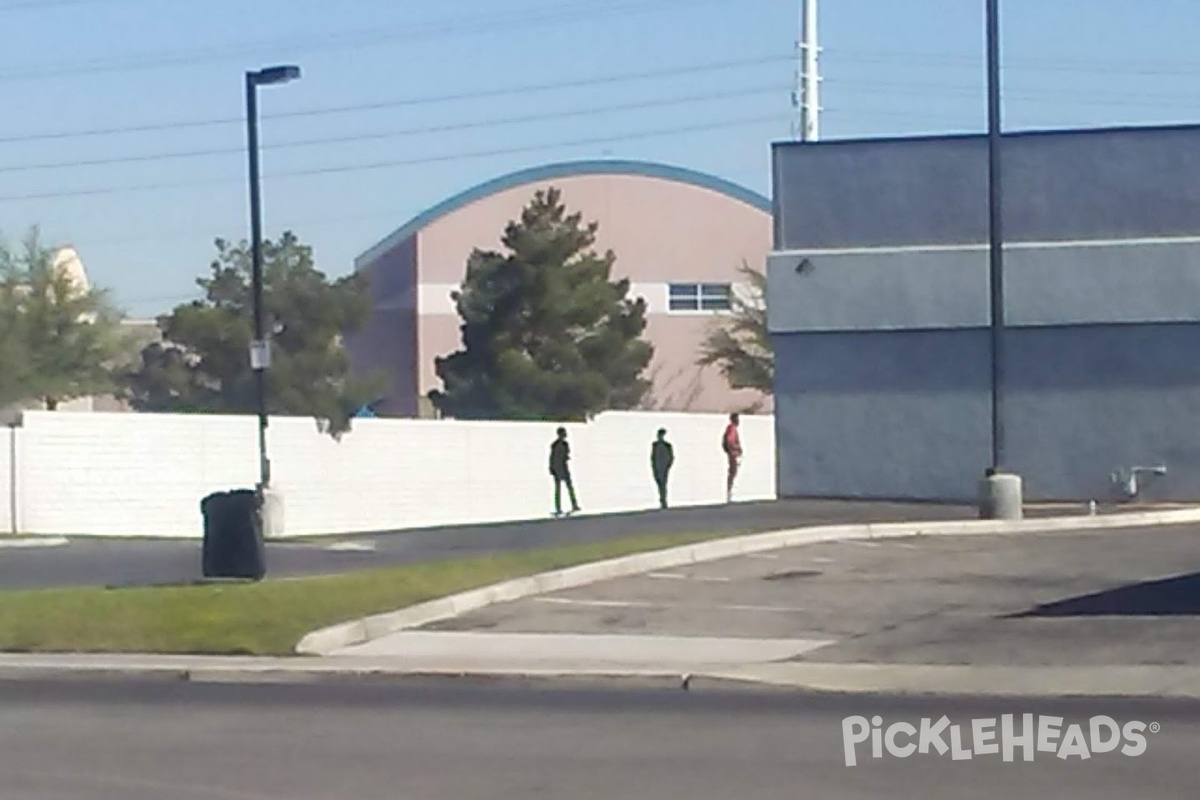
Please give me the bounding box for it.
[355,159,771,268]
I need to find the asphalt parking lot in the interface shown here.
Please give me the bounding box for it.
[424,524,1200,667]
[0,498,977,590]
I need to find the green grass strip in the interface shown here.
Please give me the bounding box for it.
[0,529,747,656]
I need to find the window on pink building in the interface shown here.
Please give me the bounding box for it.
[668,282,731,312]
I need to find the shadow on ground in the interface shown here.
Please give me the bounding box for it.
[1013,572,1200,618]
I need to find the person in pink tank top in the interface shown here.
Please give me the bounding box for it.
[721,413,742,502]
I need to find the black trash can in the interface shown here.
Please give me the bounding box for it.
[200,489,266,580]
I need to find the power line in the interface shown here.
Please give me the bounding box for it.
[0,53,793,144]
[0,84,786,174]
[8,46,1200,147]
[0,0,147,10]
[825,46,1200,77]
[0,112,786,204]
[4,73,1194,180]
[4,2,1197,80]
[91,161,773,272]
[13,55,1198,153]
[81,158,768,306]
[6,66,1196,165]
[0,0,741,81]
[826,79,1200,111]
[25,76,1190,206]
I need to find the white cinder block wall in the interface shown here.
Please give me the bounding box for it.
[0,426,12,534]
[8,411,776,538]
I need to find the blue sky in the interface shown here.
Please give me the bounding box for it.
[2,0,1199,317]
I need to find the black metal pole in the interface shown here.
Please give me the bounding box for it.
[245,72,270,490]
[985,0,1005,474]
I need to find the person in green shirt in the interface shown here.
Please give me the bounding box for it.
[549,427,581,517]
[651,428,674,509]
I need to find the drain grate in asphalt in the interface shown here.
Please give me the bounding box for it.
[762,569,822,581]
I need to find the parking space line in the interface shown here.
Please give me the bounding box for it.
[647,572,733,583]
[534,598,657,609]
[323,541,377,553]
[720,603,810,613]
[532,598,809,613]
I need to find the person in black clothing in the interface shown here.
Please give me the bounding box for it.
[651,428,674,509]
[549,427,580,517]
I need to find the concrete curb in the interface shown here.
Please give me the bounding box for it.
[0,537,69,550]
[701,663,1200,700]
[1,654,1199,699]
[295,505,1200,656]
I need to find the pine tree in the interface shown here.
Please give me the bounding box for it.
[430,188,653,420]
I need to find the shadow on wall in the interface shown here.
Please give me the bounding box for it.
[641,361,770,415]
[1010,572,1200,618]
[639,362,706,412]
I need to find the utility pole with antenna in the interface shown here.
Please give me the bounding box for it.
[792,0,821,141]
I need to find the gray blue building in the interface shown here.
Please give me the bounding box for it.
[767,124,1200,503]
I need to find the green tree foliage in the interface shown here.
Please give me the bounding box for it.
[429,188,654,421]
[122,341,211,414]
[697,262,773,395]
[0,262,30,410]
[122,232,384,436]
[0,228,128,410]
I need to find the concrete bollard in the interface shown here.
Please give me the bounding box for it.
[979,471,1023,520]
[260,487,286,540]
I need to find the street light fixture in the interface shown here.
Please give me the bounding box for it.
[245,64,301,492]
[980,0,1022,519]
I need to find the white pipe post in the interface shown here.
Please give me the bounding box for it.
[799,0,821,141]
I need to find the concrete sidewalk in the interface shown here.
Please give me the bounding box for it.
[0,633,828,681]
[3,652,1200,700]
[335,631,832,665]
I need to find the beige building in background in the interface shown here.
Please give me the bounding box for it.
[1,245,159,420]
[349,160,773,417]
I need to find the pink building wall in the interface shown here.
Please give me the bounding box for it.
[354,163,773,416]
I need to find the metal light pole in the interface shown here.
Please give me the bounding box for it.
[980,0,1022,519]
[985,0,1004,472]
[245,64,301,492]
